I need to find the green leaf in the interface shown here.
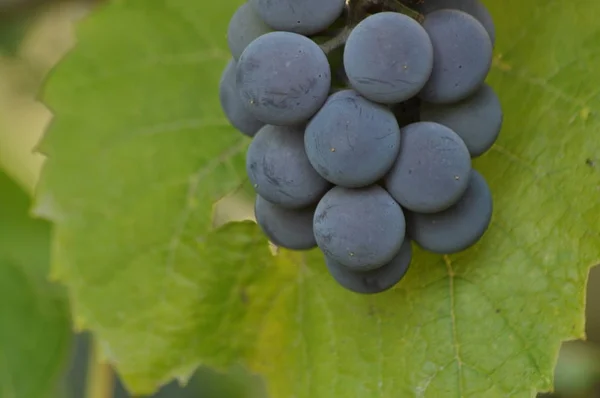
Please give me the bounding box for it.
[0,170,71,398]
[35,0,600,397]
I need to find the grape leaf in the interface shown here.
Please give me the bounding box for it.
[35,0,600,396]
[0,170,71,398]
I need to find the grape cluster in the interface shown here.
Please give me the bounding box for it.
[219,0,502,294]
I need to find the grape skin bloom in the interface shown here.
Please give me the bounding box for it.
[236,31,331,126]
[344,12,434,104]
[227,3,271,61]
[419,9,493,104]
[325,238,413,294]
[385,121,472,213]
[219,0,501,294]
[421,83,503,157]
[218,59,264,137]
[407,170,493,254]
[313,185,406,270]
[305,90,401,188]
[249,0,346,35]
[246,124,331,209]
[255,195,317,250]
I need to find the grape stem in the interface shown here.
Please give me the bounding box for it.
[318,0,424,54]
[378,0,424,22]
[319,26,352,53]
[353,0,424,23]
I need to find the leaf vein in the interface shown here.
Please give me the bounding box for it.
[444,255,464,398]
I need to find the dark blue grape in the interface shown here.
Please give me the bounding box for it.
[414,0,496,45]
[246,124,331,209]
[305,90,401,188]
[236,31,331,126]
[343,12,434,104]
[421,83,503,157]
[249,0,345,35]
[313,185,406,270]
[419,9,492,104]
[325,238,412,294]
[255,195,316,250]
[407,170,493,254]
[384,122,471,213]
[219,59,264,137]
[227,3,271,60]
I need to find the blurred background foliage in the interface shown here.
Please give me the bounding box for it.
[0,0,598,397]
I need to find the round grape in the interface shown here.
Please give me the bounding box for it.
[414,0,496,45]
[343,12,434,104]
[237,32,331,126]
[227,3,271,60]
[305,90,401,188]
[255,195,317,250]
[246,124,331,209]
[385,122,472,213]
[325,238,412,294]
[421,83,503,157]
[313,185,406,270]
[407,170,493,254]
[219,59,264,137]
[249,0,345,35]
[419,9,492,104]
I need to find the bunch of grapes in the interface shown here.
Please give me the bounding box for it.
[219,0,502,294]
